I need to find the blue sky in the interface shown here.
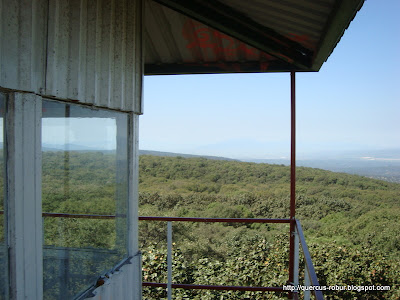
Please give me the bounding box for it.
[141,0,399,159]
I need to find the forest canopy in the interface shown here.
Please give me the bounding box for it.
[24,152,400,299]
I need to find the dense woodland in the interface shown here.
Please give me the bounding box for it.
[138,154,400,299]
[1,151,399,299]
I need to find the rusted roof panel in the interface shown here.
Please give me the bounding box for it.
[145,1,283,73]
[218,0,335,50]
[144,0,364,74]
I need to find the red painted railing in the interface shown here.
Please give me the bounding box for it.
[0,210,324,299]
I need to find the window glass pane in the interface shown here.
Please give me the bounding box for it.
[0,94,6,300]
[42,100,129,299]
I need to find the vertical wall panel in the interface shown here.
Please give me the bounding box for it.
[46,0,74,98]
[45,0,143,113]
[6,92,43,300]
[111,0,127,110]
[0,0,47,93]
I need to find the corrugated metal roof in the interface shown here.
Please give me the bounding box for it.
[144,1,281,73]
[144,0,364,74]
[218,0,333,45]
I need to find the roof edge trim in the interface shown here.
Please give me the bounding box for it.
[312,0,365,71]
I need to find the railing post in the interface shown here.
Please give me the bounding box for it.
[293,228,299,287]
[289,70,296,289]
[57,217,69,300]
[167,221,172,300]
[295,219,324,300]
[304,269,311,300]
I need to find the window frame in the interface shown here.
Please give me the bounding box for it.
[4,94,140,299]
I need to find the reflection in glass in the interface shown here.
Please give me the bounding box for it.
[0,94,6,300]
[42,100,129,299]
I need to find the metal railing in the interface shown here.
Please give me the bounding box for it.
[0,210,324,299]
[140,216,291,299]
[295,219,324,300]
[139,216,324,300]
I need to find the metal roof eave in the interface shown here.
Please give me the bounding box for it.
[312,0,365,71]
[150,0,314,71]
[145,60,299,75]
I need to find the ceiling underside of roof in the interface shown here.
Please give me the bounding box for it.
[144,0,364,75]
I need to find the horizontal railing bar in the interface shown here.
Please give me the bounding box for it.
[139,216,290,223]
[295,219,324,300]
[42,212,116,219]
[2,210,118,220]
[142,282,284,292]
[1,210,290,224]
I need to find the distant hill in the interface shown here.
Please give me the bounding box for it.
[42,143,116,152]
[140,149,400,183]
[39,145,237,162]
[139,149,238,161]
[242,156,400,183]
[11,141,400,183]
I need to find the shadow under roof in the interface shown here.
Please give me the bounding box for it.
[144,0,364,75]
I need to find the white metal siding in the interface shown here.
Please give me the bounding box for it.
[0,0,47,93]
[45,0,143,113]
[0,0,143,113]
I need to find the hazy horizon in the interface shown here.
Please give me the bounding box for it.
[39,141,400,161]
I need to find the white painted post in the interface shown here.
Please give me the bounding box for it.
[5,92,43,300]
[129,113,142,300]
[167,221,173,300]
[0,93,8,300]
[116,114,129,252]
